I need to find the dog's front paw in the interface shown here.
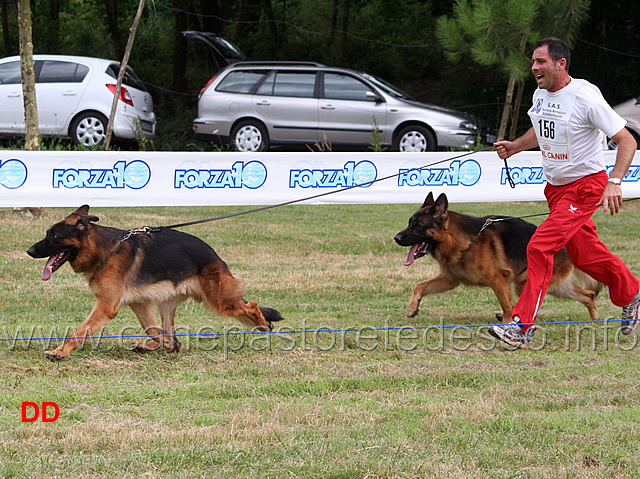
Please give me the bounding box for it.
[45,349,67,361]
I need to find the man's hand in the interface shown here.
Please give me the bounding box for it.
[494,140,515,160]
[494,128,539,159]
[598,182,623,215]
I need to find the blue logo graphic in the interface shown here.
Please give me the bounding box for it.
[290,160,377,188]
[0,159,28,189]
[530,98,544,114]
[500,166,546,185]
[53,160,150,189]
[398,159,481,187]
[174,161,267,189]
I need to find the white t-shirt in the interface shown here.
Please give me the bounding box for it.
[528,78,626,186]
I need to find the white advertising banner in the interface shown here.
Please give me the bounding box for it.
[1,149,639,207]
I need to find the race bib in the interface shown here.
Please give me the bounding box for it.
[529,92,576,162]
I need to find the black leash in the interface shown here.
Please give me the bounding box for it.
[117,144,636,241]
[157,146,497,231]
[477,196,640,237]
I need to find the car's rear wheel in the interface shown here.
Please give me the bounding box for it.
[70,111,108,147]
[393,125,436,152]
[231,120,269,152]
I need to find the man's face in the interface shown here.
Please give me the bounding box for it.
[531,44,566,92]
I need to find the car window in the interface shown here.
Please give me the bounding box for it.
[38,60,89,83]
[271,72,316,98]
[256,73,275,95]
[0,61,21,84]
[361,72,415,100]
[323,73,375,101]
[105,63,147,91]
[217,70,267,93]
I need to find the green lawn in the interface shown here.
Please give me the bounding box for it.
[1,201,639,478]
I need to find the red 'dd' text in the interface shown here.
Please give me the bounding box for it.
[21,402,59,422]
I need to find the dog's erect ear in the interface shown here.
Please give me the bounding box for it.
[432,193,449,219]
[421,192,435,209]
[68,205,99,234]
[71,205,91,217]
[74,214,99,235]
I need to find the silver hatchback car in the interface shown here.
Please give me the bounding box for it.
[193,62,494,152]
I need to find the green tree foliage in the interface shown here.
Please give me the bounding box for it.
[435,0,589,140]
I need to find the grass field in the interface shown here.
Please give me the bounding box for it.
[1,200,640,478]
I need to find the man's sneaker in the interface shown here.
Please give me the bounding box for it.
[488,317,536,349]
[621,288,640,335]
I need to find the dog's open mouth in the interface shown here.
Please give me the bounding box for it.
[403,242,431,266]
[42,251,71,281]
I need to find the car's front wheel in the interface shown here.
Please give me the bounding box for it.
[70,111,108,147]
[393,125,436,152]
[230,120,269,152]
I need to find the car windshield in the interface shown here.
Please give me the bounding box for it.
[360,72,416,101]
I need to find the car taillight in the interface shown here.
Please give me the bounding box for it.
[200,75,216,95]
[106,84,133,106]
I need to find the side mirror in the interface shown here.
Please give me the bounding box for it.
[366,91,383,103]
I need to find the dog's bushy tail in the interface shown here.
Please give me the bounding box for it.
[260,306,284,323]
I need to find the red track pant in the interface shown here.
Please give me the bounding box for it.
[513,170,639,330]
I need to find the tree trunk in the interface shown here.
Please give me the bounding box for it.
[236,0,261,42]
[340,0,350,61]
[497,73,516,141]
[43,0,60,52]
[18,0,39,150]
[103,0,124,58]
[199,0,222,33]
[172,0,187,92]
[509,78,525,140]
[261,0,278,58]
[2,0,13,56]
[327,0,339,50]
[104,0,145,150]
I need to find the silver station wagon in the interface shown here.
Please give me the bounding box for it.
[192,61,494,152]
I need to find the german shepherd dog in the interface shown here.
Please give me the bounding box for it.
[27,205,283,360]
[394,192,601,322]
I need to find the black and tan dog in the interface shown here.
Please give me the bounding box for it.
[394,192,601,322]
[27,205,283,360]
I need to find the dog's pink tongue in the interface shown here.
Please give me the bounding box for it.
[42,255,56,281]
[403,244,420,267]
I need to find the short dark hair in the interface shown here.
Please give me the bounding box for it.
[534,37,571,72]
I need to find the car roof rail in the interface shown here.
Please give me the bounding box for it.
[229,61,326,67]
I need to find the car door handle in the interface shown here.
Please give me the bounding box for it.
[63,91,77,96]
[321,104,335,110]
[8,92,21,97]
[256,100,270,106]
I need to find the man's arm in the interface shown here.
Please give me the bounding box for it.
[494,127,539,159]
[599,127,637,215]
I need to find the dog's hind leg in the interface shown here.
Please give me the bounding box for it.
[548,276,600,320]
[407,275,459,318]
[199,266,272,331]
